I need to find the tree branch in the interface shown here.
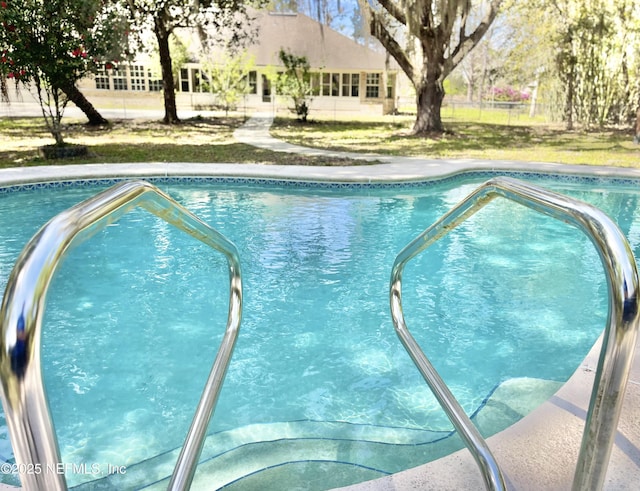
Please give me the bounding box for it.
[449,0,503,74]
[368,8,416,85]
[375,0,407,25]
[458,4,470,53]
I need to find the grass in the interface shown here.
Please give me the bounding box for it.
[270,113,640,168]
[1,110,639,168]
[0,115,369,168]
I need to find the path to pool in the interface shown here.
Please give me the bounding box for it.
[0,112,639,490]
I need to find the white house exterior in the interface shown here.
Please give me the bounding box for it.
[75,11,399,115]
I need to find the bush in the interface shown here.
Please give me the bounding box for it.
[491,87,530,103]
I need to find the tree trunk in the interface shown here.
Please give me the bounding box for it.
[154,14,179,124]
[60,83,108,126]
[564,66,575,131]
[634,105,640,144]
[413,74,445,134]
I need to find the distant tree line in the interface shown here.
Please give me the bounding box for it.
[437,0,640,131]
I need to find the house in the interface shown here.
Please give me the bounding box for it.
[76,10,400,115]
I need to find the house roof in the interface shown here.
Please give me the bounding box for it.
[247,11,394,72]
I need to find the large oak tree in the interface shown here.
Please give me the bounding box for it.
[360,0,503,134]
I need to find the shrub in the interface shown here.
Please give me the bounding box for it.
[491,86,531,103]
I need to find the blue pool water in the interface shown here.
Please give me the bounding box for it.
[0,173,639,489]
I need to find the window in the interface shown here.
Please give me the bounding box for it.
[321,72,340,96]
[148,69,163,92]
[331,73,339,96]
[130,65,146,91]
[341,74,350,96]
[191,69,202,92]
[112,67,128,91]
[387,74,396,99]
[180,68,190,92]
[310,73,320,95]
[365,73,380,98]
[199,70,212,92]
[95,68,110,90]
[262,74,271,102]
[247,71,257,94]
[351,74,360,97]
[321,73,331,96]
[341,73,359,97]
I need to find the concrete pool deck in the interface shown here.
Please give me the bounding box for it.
[0,112,639,490]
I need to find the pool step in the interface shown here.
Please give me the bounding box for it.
[474,377,563,437]
[153,436,462,490]
[70,377,562,490]
[71,421,454,490]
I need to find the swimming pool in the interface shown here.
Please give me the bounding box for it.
[0,171,639,490]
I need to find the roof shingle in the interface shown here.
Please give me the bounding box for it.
[249,11,392,71]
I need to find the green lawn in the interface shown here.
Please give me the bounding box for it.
[0,116,368,168]
[270,113,640,168]
[1,111,639,168]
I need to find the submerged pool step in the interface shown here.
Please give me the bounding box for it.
[148,434,464,490]
[217,460,387,491]
[70,421,455,490]
[70,377,562,490]
[473,377,563,437]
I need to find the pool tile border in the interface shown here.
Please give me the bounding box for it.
[1,168,640,195]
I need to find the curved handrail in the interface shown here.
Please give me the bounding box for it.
[390,176,639,491]
[0,180,242,491]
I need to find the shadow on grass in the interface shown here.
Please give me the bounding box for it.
[393,123,538,153]
[275,117,406,133]
[65,115,247,137]
[2,116,637,168]
[294,120,638,157]
[0,142,377,168]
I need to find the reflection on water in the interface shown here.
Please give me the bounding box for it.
[0,177,638,487]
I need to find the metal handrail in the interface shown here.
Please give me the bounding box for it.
[0,180,243,491]
[390,176,639,491]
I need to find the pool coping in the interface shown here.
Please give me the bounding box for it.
[2,159,640,189]
[0,159,639,491]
